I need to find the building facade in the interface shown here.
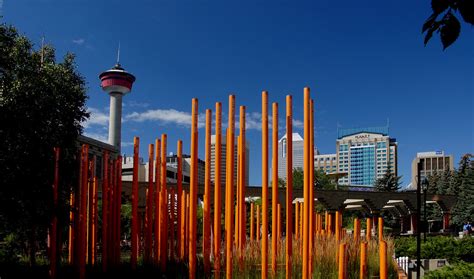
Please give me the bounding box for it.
[314,153,337,174]
[277,133,305,180]
[121,154,206,185]
[411,151,454,188]
[210,134,249,188]
[335,126,397,187]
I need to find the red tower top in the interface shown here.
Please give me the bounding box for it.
[99,63,136,95]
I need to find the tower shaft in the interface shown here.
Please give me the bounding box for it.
[108,93,123,149]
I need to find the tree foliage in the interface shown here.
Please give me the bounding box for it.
[426,154,473,228]
[423,0,473,49]
[374,170,402,192]
[289,168,336,190]
[0,22,88,264]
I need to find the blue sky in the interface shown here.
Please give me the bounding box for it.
[4,0,473,186]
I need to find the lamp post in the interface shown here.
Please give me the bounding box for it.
[416,161,421,279]
[422,178,429,243]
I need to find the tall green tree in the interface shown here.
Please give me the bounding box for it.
[451,154,474,227]
[290,168,336,190]
[0,22,88,264]
[374,170,402,192]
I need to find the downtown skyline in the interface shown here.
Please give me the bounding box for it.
[4,0,473,186]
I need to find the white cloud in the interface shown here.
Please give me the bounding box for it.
[82,107,109,128]
[72,38,85,45]
[125,108,205,128]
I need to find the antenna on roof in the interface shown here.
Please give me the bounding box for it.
[387,118,390,133]
[116,41,121,66]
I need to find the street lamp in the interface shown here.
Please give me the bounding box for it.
[422,178,429,242]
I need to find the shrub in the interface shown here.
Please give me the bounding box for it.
[424,261,474,279]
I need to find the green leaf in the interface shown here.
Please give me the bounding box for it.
[440,11,461,50]
[431,0,450,14]
[458,0,474,25]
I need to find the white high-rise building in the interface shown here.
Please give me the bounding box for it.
[210,134,249,187]
[277,133,304,180]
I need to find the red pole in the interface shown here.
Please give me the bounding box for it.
[239,106,246,252]
[225,96,235,279]
[160,134,168,271]
[92,176,98,266]
[116,156,122,264]
[131,137,139,269]
[87,157,95,265]
[177,140,183,259]
[145,144,154,263]
[285,95,293,279]
[102,151,109,272]
[49,147,60,279]
[154,139,161,265]
[79,144,89,279]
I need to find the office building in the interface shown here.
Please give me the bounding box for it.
[411,151,454,187]
[277,133,305,180]
[121,153,206,185]
[314,153,338,174]
[210,134,249,187]
[336,126,397,186]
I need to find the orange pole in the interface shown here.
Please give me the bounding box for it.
[302,87,310,279]
[213,102,222,271]
[336,210,341,242]
[366,218,372,241]
[154,139,161,265]
[271,102,278,274]
[378,216,384,241]
[236,135,241,249]
[295,202,299,240]
[285,95,293,279]
[235,203,238,247]
[180,190,186,260]
[360,242,367,279]
[261,91,268,279]
[178,140,184,260]
[379,240,387,279]
[145,144,154,263]
[203,109,212,274]
[308,99,314,277]
[225,95,235,279]
[354,218,360,242]
[50,147,60,279]
[160,134,168,271]
[239,106,246,251]
[277,203,281,244]
[324,211,328,233]
[189,99,198,279]
[256,204,260,241]
[338,243,347,279]
[185,192,190,259]
[250,203,255,241]
[309,98,314,274]
[131,137,139,269]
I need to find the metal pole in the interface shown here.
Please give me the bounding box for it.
[424,185,427,242]
[131,137,139,269]
[213,102,222,271]
[271,102,278,274]
[189,99,198,279]
[285,95,293,279]
[203,109,212,274]
[416,161,421,279]
[261,91,268,279]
